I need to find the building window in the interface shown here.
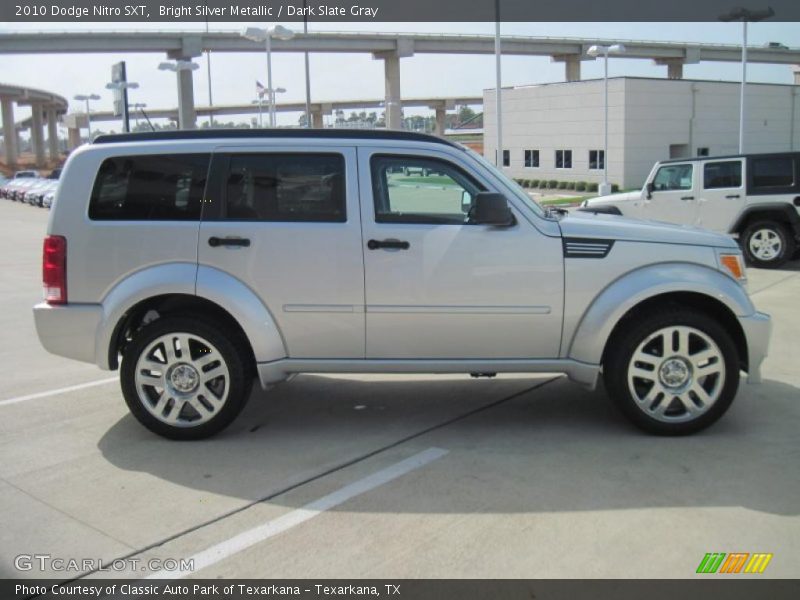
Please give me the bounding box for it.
[589,150,605,170]
[697,147,710,157]
[524,149,540,168]
[555,150,572,169]
[502,150,510,167]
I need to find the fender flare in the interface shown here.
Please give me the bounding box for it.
[194,265,287,364]
[729,203,800,236]
[567,262,755,365]
[95,263,287,369]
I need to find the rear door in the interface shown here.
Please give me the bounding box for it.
[696,158,745,231]
[641,162,698,225]
[357,147,563,359]
[198,145,365,358]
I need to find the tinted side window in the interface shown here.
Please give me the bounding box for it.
[704,161,742,189]
[370,155,485,225]
[751,157,794,188]
[653,164,693,191]
[89,154,209,221]
[224,154,345,222]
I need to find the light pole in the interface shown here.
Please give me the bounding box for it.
[587,44,626,196]
[158,60,200,130]
[719,6,776,154]
[242,26,295,127]
[105,80,139,133]
[251,98,263,127]
[73,93,100,140]
[130,102,147,128]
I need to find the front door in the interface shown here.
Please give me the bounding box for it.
[357,147,563,359]
[198,146,365,358]
[696,158,746,232]
[641,162,698,225]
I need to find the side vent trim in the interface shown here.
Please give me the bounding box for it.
[563,237,614,259]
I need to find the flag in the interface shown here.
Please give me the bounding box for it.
[256,81,266,98]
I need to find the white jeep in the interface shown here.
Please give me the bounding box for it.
[34,130,770,439]
[581,152,800,267]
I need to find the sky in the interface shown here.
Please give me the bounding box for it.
[1,21,798,131]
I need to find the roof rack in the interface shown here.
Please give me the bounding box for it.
[93,128,459,148]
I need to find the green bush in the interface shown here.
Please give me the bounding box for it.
[558,181,569,190]
[575,181,587,191]
[566,181,576,190]
[548,180,559,189]
[587,182,599,193]
[530,179,540,188]
[611,183,620,193]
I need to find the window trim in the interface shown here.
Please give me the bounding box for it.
[88,153,211,222]
[652,163,694,192]
[588,149,605,171]
[524,149,540,169]
[369,153,487,226]
[555,149,573,169]
[205,151,348,223]
[702,159,743,190]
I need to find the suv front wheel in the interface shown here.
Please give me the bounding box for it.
[741,220,795,268]
[120,316,253,440]
[604,309,740,435]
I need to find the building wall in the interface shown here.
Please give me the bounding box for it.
[484,77,800,190]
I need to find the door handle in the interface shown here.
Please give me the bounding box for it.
[208,236,250,248]
[680,196,695,201]
[367,239,410,250]
[725,194,740,199]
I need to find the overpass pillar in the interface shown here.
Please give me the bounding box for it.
[1,96,18,165]
[434,107,447,136]
[46,108,59,161]
[667,61,684,80]
[382,55,402,130]
[311,111,324,128]
[793,65,800,85]
[30,104,46,168]
[564,56,581,82]
[176,68,197,130]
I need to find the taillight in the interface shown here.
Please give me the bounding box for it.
[43,235,67,304]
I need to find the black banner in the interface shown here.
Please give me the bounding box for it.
[3,580,800,600]
[4,0,800,22]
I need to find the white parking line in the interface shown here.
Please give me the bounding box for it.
[0,377,118,407]
[146,447,450,579]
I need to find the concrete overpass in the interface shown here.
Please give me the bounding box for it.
[82,95,483,134]
[0,83,67,167]
[1,31,799,130]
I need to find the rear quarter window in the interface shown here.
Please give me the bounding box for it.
[89,154,210,220]
[751,157,795,189]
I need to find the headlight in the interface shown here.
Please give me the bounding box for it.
[718,252,746,283]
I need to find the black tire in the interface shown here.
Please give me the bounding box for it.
[604,308,740,435]
[741,220,795,268]
[120,316,253,440]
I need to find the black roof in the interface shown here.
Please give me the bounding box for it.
[93,128,459,148]
[660,151,800,164]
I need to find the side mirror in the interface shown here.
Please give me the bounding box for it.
[461,190,472,213]
[469,192,515,226]
[645,182,654,199]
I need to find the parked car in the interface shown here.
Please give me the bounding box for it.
[14,169,40,179]
[10,177,43,201]
[25,180,59,207]
[580,152,800,267]
[34,130,770,439]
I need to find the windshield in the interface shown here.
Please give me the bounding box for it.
[464,147,545,217]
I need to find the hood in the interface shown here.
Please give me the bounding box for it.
[558,210,739,249]
[584,190,641,206]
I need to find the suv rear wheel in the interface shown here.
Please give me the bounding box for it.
[120,316,252,440]
[604,308,739,435]
[741,220,795,268]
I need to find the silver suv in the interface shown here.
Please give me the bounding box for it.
[34,130,771,439]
